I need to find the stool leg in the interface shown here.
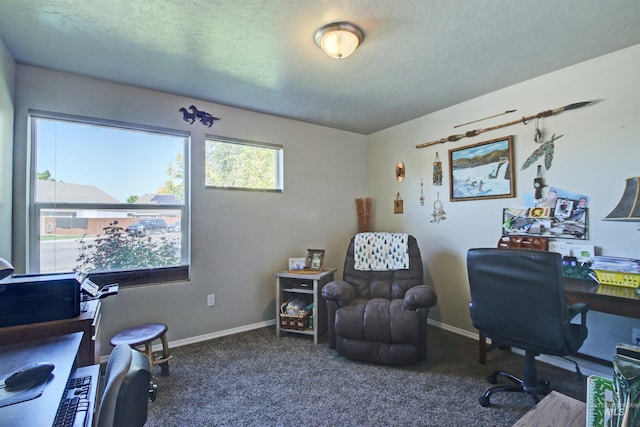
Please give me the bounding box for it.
[160,334,171,376]
[143,343,154,369]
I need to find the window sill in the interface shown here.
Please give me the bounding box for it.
[88,265,189,288]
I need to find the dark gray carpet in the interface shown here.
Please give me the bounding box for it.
[145,326,586,426]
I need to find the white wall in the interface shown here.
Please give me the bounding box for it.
[367,44,640,361]
[0,38,15,261]
[12,66,368,353]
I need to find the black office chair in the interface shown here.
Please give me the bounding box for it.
[96,344,157,427]
[467,248,588,407]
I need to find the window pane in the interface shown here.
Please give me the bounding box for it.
[32,115,188,279]
[39,208,183,274]
[35,118,185,203]
[205,138,283,191]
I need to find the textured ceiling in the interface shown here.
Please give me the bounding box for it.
[1,0,639,134]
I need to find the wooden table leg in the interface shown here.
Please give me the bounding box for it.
[478,331,511,364]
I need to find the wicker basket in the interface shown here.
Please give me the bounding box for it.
[279,311,311,331]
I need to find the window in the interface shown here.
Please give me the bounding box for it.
[30,111,189,285]
[205,136,283,191]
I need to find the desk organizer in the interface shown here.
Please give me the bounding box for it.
[593,270,640,288]
[562,265,592,281]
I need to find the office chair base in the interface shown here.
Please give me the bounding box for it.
[479,370,551,407]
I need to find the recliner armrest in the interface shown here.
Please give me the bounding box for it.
[568,302,589,325]
[403,285,438,310]
[322,280,357,307]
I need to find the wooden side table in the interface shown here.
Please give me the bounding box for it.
[275,268,336,344]
[0,300,101,366]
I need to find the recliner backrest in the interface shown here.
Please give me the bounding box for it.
[343,234,423,300]
[467,248,570,355]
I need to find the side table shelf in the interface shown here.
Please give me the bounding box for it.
[275,268,336,344]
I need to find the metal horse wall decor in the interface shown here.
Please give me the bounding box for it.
[179,105,221,127]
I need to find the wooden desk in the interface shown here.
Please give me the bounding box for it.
[563,278,640,320]
[0,332,99,427]
[0,300,101,366]
[479,278,640,364]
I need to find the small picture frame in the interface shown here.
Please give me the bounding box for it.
[305,249,325,271]
[288,257,306,271]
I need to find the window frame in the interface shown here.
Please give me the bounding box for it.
[28,110,191,286]
[204,135,284,192]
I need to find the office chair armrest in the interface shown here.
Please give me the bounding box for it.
[403,285,438,310]
[567,302,589,325]
[321,280,356,307]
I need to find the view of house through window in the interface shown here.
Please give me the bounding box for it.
[205,137,283,191]
[32,113,189,280]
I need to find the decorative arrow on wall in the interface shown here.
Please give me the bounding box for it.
[416,101,590,149]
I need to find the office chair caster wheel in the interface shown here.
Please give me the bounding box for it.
[538,377,551,393]
[487,373,498,384]
[479,395,491,407]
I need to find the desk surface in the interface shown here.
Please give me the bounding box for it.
[0,332,82,427]
[564,278,640,319]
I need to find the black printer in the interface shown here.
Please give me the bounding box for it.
[0,273,81,327]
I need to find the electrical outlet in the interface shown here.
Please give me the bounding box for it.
[207,294,215,307]
[633,328,640,346]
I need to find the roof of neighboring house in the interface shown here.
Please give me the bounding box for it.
[134,194,182,205]
[36,180,121,203]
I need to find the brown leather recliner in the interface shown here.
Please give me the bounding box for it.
[321,234,437,365]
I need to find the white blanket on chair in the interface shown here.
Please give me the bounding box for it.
[354,232,409,271]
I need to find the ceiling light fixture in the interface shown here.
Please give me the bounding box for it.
[314,22,364,59]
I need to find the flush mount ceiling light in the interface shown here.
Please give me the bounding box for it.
[314,22,364,59]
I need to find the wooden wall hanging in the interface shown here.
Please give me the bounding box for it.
[394,193,403,214]
[396,162,405,182]
[433,152,442,186]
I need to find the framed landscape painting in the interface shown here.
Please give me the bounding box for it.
[448,135,515,202]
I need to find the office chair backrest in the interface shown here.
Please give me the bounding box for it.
[342,234,423,300]
[97,344,152,427]
[467,248,571,355]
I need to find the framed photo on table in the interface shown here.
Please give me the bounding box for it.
[448,135,515,202]
[305,249,325,271]
[288,257,306,271]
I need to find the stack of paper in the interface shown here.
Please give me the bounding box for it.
[592,256,640,273]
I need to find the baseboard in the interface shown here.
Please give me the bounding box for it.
[108,317,613,379]
[513,349,613,379]
[427,318,478,340]
[427,318,612,379]
[100,319,276,364]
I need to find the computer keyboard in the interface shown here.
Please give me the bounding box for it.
[52,375,92,427]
